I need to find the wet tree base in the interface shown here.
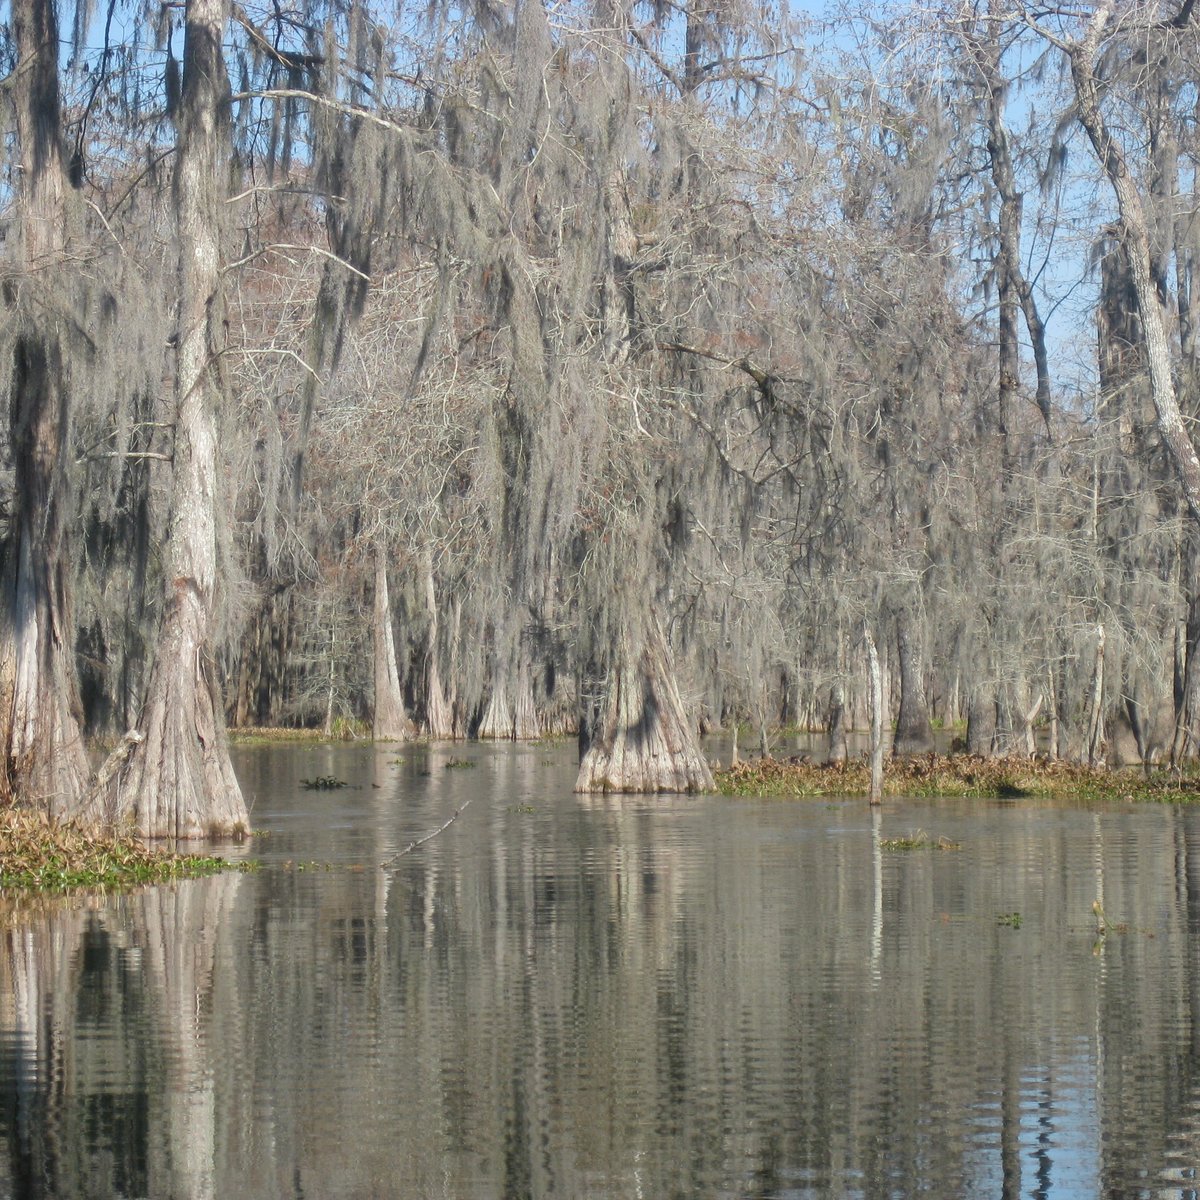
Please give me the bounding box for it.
[716,754,1200,803]
[0,810,255,892]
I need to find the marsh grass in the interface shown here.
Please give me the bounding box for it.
[0,810,253,892]
[716,754,1200,803]
[230,726,329,745]
[879,830,961,851]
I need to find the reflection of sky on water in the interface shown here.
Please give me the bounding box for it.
[960,1049,1100,1199]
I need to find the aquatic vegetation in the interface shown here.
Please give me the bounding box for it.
[444,758,475,769]
[997,912,1023,929]
[880,830,960,851]
[231,727,329,745]
[0,810,253,892]
[300,776,349,790]
[716,754,1200,803]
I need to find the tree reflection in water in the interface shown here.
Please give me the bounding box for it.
[3,745,1200,1197]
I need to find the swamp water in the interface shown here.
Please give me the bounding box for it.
[3,742,1200,1198]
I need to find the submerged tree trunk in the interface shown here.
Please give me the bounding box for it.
[826,681,849,764]
[232,587,293,728]
[893,610,936,756]
[372,547,414,741]
[1085,623,1107,769]
[0,0,90,814]
[478,644,540,740]
[1174,530,1200,763]
[88,0,248,837]
[575,614,712,794]
[966,686,997,757]
[421,552,454,738]
[865,628,885,806]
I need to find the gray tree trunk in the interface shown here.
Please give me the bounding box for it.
[892,610,935,756]
[1174,540,1200,763]
[1068,4,1200,526]
[865,628,885,806]
[372,546,413,741]
[88,0,248,837]
[969,6,1053,433]
[575,613,713,794]
[966,687,997,756]
[421,551,454,738]
[826,681,849,764]
[0,0,91,815]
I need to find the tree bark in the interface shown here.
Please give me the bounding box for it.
[1085,623,1107,769]
[575,613,713,794]
[966,686,996,756]
[88,0,248,837]
[892,610,935,756]
[477,669,514,740]
[478,645,541,740]
[865,628,884,806]
[968,6,1053,436]
[421,551,454,738]
[372,546,414,741]
[826,681,849,764]
[1174,533,1200,763]
[0,0,91,814]
[1068,3,1200,526]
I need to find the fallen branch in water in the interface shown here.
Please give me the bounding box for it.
[380,798,474,869]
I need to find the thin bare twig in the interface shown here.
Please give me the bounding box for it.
[380,797,474,869]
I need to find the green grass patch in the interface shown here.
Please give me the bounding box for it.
[0,810,255,893]
[715,754,1200,803]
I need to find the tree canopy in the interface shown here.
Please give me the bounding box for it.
[3,0,1200,825]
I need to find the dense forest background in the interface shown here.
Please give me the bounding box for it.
[3,0,1200,833]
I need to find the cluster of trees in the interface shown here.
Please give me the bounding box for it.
[3,0,1200,833]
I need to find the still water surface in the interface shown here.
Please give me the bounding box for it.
[4,742,1200,1198]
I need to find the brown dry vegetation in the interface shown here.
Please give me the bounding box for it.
[716,754,1200,804]
[0,810,251,892]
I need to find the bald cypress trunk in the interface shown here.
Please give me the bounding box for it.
[966,686,997,756]
[479,636,541,740]
[575,614,712,794]
[893,610,935,756]
[0,0,90,814]
[89,0,248,837]
[421,552,454,738]
[372,546,414,741]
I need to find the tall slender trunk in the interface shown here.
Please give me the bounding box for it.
[966,685,997,756]
[1085,623,1107,769]
[0,0,90,814]
[865,628,884,806]
[89,0,248,837]
[1174,535,1200,763]
[372,546,414,741]
[893,609,935,756]
[1069,4,1200,526]
[826,682,848,764]
[422,552,454,738]
[969,6,1053,434]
